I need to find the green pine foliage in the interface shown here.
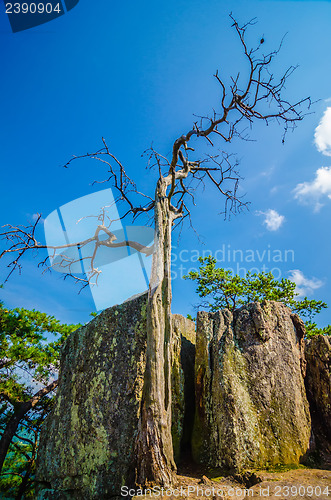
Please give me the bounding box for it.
[305,322,331,339]
[0,423,37,499]
[0,301,79,402]
[0,287,80,498]
[184,256,329,336]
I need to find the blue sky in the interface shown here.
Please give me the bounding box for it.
[1,0,331,326]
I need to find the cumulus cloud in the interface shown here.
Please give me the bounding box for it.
[293,166,331,211]
[314,107,331,156]
[293,106,331,211]
[288,269,324,298]
[256,209,285,231]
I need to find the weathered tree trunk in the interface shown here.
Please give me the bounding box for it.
[0,380,57,473]
[135,179,177,486]
[0,404,29,472]
[16,433,38,500]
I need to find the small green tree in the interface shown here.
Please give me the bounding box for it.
[0,295,79,497]
[184,256,328,333]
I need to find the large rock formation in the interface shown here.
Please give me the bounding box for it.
[192,301,311,472]
[36,295,195,499]
[305,335,331,457]
[36,295,325,495]
[36,294,148,499]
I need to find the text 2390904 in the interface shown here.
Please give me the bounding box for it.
[5,3,62,14]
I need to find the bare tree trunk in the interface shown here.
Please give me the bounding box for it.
[0,404,29,473]
[135,180,177,487]
[0,380,57,473]
[15,434,38,500]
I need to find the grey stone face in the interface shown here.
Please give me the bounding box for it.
[192,301,311,472]
[305,335,331,456]
[36,296,195,499]
[36,294,149,499]
[36,298,327,494]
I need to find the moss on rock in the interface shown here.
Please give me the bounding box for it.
[36,299,195,499]
[192,301,311,472]
[36,294,148,499]
[305,335,331,458]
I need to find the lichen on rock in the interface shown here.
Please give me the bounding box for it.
[192,301,311,472]
[36,294,149,499]
[305,334,331,458]
[36,297,195,499]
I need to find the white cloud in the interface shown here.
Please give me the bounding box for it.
[256,209,285,231]
[288,269,324,298]
[314,107,331,156]
[32,213,43,221]
[270,186,279,195]
[260,165,275,178]
[293,166,331,211]
[293,106,331,211]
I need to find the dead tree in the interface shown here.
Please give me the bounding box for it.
[0,16,310,486]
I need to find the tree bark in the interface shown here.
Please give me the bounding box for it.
[15,434,38,500]
[0,404,30,473]
[0,380,57,473]
[135,179,177,486]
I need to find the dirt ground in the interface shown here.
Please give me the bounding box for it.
[133,462,331,500]
[176,467,331,499]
